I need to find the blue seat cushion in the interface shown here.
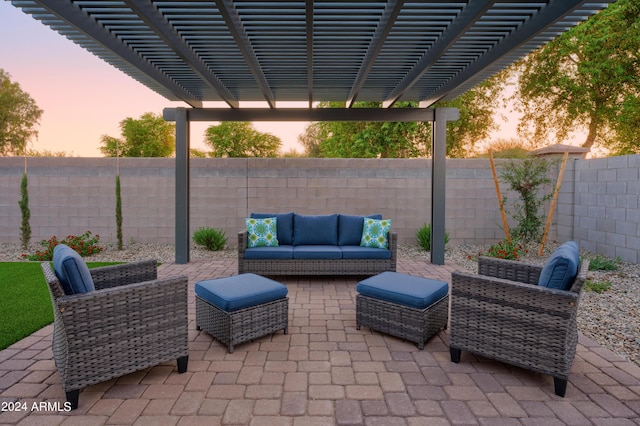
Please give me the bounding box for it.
[195,273,288,312]
[340,246,391,260]
[293,245,342,259]
[244,245,294,259]
[251,212,294,245]
[538,241,580,290]
[53,244,95,295]
[293,214,338,245]
[357,272,448,310]
[338,214,382,246]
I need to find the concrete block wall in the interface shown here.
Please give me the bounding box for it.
[558,154,640,263]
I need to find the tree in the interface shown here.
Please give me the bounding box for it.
[100,112,175,157]
[0,69,43,156]
[204,122,281,157]
[513,0,640,152]
[19,172,31,250]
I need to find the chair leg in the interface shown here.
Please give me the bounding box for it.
[66,390,79,410]
[450,347,461,363]
[177,355,189,373]
[553,377,568,397]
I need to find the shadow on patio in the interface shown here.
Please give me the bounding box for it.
[1,258,639,424]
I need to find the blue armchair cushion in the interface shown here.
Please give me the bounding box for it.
[245,217,279,248]
[195,273,288,312]
[293,213,338,245]
[357,272,448,310]
[338,214,382,246]
[293,245,342,259]
[251,212,294,245]
[538,241,580,290]
[360,218,392,249]
[53,244,95,295]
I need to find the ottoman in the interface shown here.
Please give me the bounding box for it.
[356,271,449,350]
[195,273,289,353]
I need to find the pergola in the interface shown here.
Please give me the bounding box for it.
[12,0,613,264]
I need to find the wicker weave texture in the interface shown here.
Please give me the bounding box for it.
[450,259,590,382]
[237,231,397,276]
[41,261,189,396]
[196,296,289,353]
[356,294,449,350]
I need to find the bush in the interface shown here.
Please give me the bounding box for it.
[416,223,449,252]
[485,238,527,261]
[23,231,102,261]
[193,227,227,251]
[588,254,620,271]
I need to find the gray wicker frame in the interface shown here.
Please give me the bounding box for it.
[450,256,590,397]
[41,260,189,410]
[356,294,449,350]
[237,231,397,276]
[196,296,288,353]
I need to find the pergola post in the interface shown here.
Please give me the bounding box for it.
[431,107,459,265]
[175,108,190,264]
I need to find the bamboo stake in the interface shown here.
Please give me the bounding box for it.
[538,151,569,255]
[489,150,510,242]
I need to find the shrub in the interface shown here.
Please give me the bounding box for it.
[18,172,31,250]
[23,231,102,261]
[193,227,227,251]
[416,223,449,252]
[485,238,527,260]
[584,279,612,294]
[588,254,620,271]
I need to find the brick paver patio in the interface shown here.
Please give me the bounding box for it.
[1,258,640,425]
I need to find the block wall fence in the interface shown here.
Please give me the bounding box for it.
[1,155,639,263]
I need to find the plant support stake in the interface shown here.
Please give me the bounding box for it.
[489,150,510,243]
[538,151,569,256]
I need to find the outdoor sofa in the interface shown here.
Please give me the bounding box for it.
[449,241,589,397]
[238,212,396,276]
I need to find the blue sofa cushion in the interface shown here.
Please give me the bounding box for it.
[293,245,343,259]
[251,212,294,245]
[245,217,279,247]
[538,241,580,290]
[244,245,294,260]
[53,244,95,295]
[360,218,392,249]
[341,246,391,260]
[357,272,448,310]
[293,214,338,245]
[195,273,288,312]
[338,214,382,246]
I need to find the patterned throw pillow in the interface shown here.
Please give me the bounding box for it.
[360,218,392,249]
[245,217,279,248]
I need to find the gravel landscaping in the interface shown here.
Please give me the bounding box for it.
[3,240,638,368]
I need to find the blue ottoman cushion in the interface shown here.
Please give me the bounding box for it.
[195,273,288,312]
[356,271,448,310]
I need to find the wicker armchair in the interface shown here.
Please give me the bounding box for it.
[41,260,189,409]
[450,256,589,397]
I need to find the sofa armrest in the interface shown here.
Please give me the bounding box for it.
[90,259,158,290]
[238,231,247,254]
[477,256,542,285]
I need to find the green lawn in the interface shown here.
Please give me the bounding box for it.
[0,262,119,350]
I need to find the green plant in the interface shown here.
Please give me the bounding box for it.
[116,174,123,250]
[193,227,227,251]
[500,157,552,243]
[588,254,620,271]
[584,279,612,294]
[416,223,449,252]
[23,231,102,261]
[18,172,31,250]
[486,238,528,260]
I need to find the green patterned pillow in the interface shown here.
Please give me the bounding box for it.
[245,217,279,248]
[360,218,392,249]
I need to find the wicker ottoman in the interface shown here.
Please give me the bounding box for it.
[195,273,288,353]
[356,271,449,350]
